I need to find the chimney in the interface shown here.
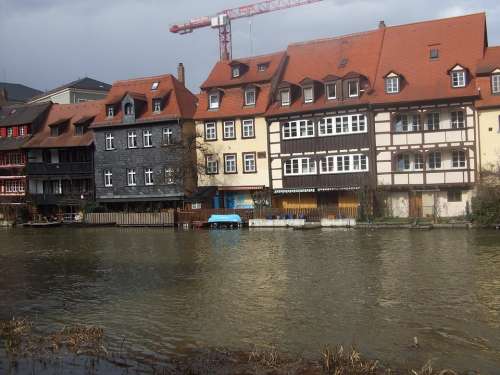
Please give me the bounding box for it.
[177,63,185,86]
[378,20,386,29]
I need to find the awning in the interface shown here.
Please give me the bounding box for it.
[274,188,315,194]
[217,185,265,191]
[317,186,360,192]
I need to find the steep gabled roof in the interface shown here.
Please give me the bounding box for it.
[0,102,52,127]
[30,77,111,102]
[371,13,486,105]
[476,46,500,109]
[201,51,286,89]
[477,46,500,75]
[92,74,197,128]
[0,82,42,103]
[23,101,102,149]
[267,29,384,116]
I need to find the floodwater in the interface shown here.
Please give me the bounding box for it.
[0,227,500,373]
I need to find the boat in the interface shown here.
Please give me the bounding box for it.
[208,214,242,229]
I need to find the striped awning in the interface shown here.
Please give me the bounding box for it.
[274,188,315,194]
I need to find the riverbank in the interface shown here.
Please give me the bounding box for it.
[0,319,466,375]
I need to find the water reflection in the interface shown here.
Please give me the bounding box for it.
[0,227,499,372]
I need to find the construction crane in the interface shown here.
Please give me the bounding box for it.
[170,0,324,61]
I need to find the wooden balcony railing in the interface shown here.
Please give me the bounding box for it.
[26,162,93,175]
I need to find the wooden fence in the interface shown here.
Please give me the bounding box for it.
[177,206,358,224]
[84,211,174,226]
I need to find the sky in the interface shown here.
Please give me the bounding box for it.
[1,0,499,94]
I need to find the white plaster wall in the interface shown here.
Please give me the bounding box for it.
[390,192,409,218]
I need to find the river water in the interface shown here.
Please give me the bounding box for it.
[0,227,499,373]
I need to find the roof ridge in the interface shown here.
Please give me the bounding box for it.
[288,29,380,48]
[230,50,286,63]
[113,73,174,85]
[385,12,485,30]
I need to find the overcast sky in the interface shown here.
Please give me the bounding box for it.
[1,0,499,94]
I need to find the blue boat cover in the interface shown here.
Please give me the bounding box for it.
[208,214,242,223]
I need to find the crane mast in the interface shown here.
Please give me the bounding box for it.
[170,0,323,61]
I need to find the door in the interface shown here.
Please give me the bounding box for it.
[409,191,423,218]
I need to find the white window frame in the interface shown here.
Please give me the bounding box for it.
[127,169,137,186]
[385,76,400,94]
[394,114,421,132]
[105,132,115,150]
[143,129,153,148]
[284,157,317,176]
[204,122,217,140]
[414,153,424,170]
[319,154,368,174]
[223,121,236,139]
[19,127,25,136]
[452,150,466,168]
[7,127,13,137]
[165,168,176,184]
[451,111,465,129]
[282,119,314,140]
[104,170,113,187]
[428,151,442,169]
[318,114,367,136]
[206,155,218,174]
[162,128,173,145]
[451,70,466,88]
[280,89,290,106]
[326,82,336,100]
[153,100,161,113]
[209,93,220,109]
[492,74,500,94]
[426,112,440,131]
[127,130,138,148]
[107,106,114,118]
[144,168,154,186]
[232,66,240,78]
[224,154,237,174]
[397,153,411,171]
[242,119,255,138]
[243,153,256,173]
[348,80,359,98]
[303,86,314,103]
[124,103,134,116]
[244,88,256,106]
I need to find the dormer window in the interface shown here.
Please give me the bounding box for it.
[151,81,159,90]
[125,103,134,116]
[492,73,500,94]
[385,75,400,94]
[107,106,114,118]
[348,80,359,98]
[451,67,466,88]
[280,89,290,106]
[303,86,314,103]
[257,63,269,72]
[244,87,256,106]
[326,82,336,100]
[232,66,240,78]
[153,99,162,113]
[75,125,84,136]
[209,92,220,109]
[7,127,13,137]
[50,126,59,137]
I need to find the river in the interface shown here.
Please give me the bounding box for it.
[0,227,499,373]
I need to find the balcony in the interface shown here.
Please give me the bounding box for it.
[28,192,94,206]
[26,162,93,176]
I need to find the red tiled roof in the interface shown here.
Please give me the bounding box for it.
[23,101,102,149]
[371,13,486,105]
[267,29,384,116]
[201,51,286,89]
[195,84,272,120]
[92,74,197,128]
[476,46,500,109]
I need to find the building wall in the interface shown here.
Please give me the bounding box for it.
[477,108,500,171]
[94,121,186,201]
[268,108,374,191]
[196,117,269,188]
[374,104,476,188]
[31,89,107,104]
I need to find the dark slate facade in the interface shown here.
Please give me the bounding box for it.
[93,121,187,204]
